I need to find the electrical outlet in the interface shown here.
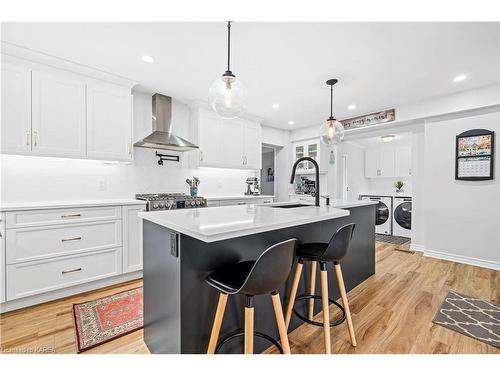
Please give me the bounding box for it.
[98,180,107,191]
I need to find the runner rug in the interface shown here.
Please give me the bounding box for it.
[73,287,143,353]
[433,290,500,348]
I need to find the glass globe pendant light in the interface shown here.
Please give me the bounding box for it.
[319,79,345,147]
[208,21,246,119]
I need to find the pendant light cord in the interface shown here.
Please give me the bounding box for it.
[330,83,334,118]
[227,21,232,72]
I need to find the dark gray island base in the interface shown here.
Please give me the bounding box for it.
[143,204,375,354]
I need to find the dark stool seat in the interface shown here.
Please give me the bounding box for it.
[284,223,358,354]
[205,238,298,355]
[296,243,328,261]
[206,261,254,294]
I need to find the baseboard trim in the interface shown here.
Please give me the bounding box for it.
[0,271,142,313]
[410,243,425,252]
[423,249,500,271]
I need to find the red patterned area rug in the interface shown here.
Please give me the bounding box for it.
[73,287,143,353]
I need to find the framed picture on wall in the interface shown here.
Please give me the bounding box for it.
[455,129,495,181]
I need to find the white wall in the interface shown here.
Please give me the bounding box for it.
[410,129,425,249]
[0,93,257,204]
[422,110,499,268]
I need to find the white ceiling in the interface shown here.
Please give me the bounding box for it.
[2,22,499,129]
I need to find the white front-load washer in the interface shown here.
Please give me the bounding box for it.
[393,196,412,238]
[360,195,393,235]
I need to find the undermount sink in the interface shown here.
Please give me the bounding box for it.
[268,203,313,208]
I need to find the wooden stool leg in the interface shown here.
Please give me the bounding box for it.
[334,263,357,347]
[320,263,331,354]
[308,261,317,320]
[284,260,303,328]
[244,296,254,354]
[271,292,291,354]
[207,292,228,354]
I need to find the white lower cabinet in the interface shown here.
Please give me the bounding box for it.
[122,205,144,274]
[1,202,145,309]
[6,248,121,300]
[1,213,5,303]
[6,220,122,264]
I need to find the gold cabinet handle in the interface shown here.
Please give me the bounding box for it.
[61,214,81,218]
[61,267,82,275]
[128,143,132,156]
[61,236,82,242]
[25,131,31,146]
[200,151,203,162]
[33,131,38,146]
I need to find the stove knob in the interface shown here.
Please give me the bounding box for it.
[159,202,165,208]
[195,201,200,206]
[153,203,159,209]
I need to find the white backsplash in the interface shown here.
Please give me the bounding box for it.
[0,150,257,204]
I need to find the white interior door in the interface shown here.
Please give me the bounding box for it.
[31,70,86,158]
[1,64,32,154]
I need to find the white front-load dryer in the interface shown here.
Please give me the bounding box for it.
[360,195,393,235]
[393,196,412,238]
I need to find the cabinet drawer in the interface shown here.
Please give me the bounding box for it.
[6,248,122,300]
[5,206,121,228]
[6,220,122,264]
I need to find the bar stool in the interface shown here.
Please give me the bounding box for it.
[284,223,357,354]
[206,238,298,354]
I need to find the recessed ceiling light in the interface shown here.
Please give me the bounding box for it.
[141,55,154,63]
[347,104,356,110]
[272,103,280,109]
[381,135,395,143]
[288,120,295,126]
[453,74,467,82]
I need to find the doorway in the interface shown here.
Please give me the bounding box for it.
[261,146,275,195]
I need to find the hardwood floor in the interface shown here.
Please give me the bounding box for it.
[1,242,498,354]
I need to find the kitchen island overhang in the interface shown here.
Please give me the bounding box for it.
[139,200,377,354]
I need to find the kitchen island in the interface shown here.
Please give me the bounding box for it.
[139,200,377,354]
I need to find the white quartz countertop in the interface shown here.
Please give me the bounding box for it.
[139,199,376,243]
[204,195,275,201]
[0,199,146,211]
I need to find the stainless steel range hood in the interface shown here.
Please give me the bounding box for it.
[134,94,198,151]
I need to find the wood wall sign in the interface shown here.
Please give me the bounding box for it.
[341,109,396,130]
[455,129,494,181]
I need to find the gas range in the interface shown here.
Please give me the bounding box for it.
[136,193,207,211]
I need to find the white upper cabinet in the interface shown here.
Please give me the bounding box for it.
[394,146,412,177]
[243,121,262,170]
[364,144,411,178]
[1,64,32,154]
[87,82,133,161]
[191,107,262,170]
[197,109,225,166]
[1,54,134,162]
[31,70,86,158]
[365,148,380,178]
[292,138,327,174]
[379,148,395,177]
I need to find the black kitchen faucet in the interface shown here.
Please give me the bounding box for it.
[290,157,330,207]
